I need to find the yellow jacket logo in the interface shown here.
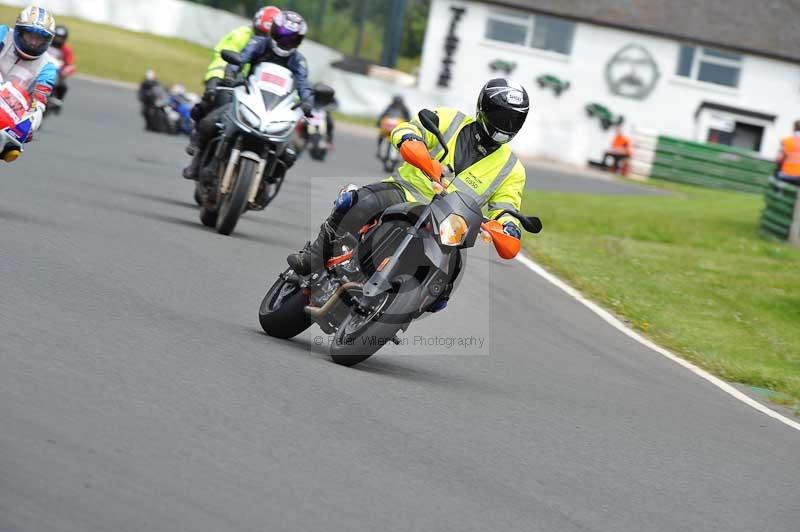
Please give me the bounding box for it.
[461,173,481,190]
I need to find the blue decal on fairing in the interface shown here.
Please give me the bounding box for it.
[11,117,31,142]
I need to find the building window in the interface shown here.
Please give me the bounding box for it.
[485,9,574,55]
[676,45,741,88]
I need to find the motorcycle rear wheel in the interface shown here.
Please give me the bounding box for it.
[309,134,326,161]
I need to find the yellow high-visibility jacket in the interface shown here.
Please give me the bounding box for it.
[385,107,526,231]
[204,26,254,82]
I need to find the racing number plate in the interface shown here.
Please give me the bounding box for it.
[258,70,290,95]
[0,85,28,121]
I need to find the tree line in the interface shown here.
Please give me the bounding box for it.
[188,0,431,69]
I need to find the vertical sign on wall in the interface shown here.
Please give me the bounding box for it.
[437,5,467,88]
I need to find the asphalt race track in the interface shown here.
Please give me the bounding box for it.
[1,79,798,532]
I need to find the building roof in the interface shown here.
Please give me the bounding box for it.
[482,0,800,63]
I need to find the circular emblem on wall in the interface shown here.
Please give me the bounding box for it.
[605,44,661,100]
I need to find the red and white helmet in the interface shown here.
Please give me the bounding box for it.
[253,5,281,36]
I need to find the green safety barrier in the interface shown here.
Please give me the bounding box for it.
[650,136,774,194]
[760,177,799,242]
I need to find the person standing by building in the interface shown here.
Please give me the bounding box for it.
[604,125,632,175]
[776,120,800,184]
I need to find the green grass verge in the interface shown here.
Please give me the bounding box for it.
[0,4,382,126]
[522,182,800,411]
[0,5,211,93]
[331,111,376,129]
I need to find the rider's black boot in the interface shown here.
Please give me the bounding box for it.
[185,131,199,156]
[182,152,202,180]
[287,221,337,275]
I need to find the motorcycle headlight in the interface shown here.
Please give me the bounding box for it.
[438,214,469,247]
[264,121,295,136]
[238,104,261,129]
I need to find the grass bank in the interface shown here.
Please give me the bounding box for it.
[521,182,800,411]
[0,5,381,128]
[0,5,210,93]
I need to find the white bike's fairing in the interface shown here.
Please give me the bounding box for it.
[232,62,302,142]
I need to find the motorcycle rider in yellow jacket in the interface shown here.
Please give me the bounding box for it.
[287,78,530,304]
[189,5,280,124]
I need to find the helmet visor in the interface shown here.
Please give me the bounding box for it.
[271,27,304,52]
[482,106,526,135]
[15,25,53,57]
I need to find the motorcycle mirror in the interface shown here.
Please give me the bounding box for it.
[418,109,439,132]
[418,109,449,162]
[521,216,543,234]
[495,210,542,234]
[221,50,243,66]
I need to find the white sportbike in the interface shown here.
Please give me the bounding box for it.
[195,50,333,235]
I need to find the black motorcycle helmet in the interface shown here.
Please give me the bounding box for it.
[52,25,68,48]
[476,78,529,144]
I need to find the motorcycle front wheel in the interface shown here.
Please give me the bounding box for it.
[259,273,312,339]
[216,157,257,235]
[329,275,415,367]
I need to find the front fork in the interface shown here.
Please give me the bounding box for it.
[216,135,267,202]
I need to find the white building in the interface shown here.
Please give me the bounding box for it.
[417,0,800,166]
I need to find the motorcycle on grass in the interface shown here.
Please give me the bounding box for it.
[259,109,542,366]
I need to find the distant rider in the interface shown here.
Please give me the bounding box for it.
[48,24,74,106]
[183,10,313,182]
[287,78,530,311]
[137,70,165,131]
[776,120,800,184]
[0,6,58,137]
[189,5,280,126]
[376,94,411,155]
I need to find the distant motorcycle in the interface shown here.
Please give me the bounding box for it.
[293,85,336,162]
[294,107,331,161]
[140,82,179,134]
[168,85,200,135]
[44,54,74,117]
[139,83,198,135]
[377,115,401,173]
[0,80,35,164]
[259,109,542,366]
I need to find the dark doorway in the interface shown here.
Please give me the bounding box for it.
[707,122,764,152]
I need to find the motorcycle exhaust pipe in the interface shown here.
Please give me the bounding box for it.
[304,282,362,320]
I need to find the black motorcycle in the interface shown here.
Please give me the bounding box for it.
[259,109,542,366]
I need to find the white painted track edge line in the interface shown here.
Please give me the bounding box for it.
[515,253,800,433]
